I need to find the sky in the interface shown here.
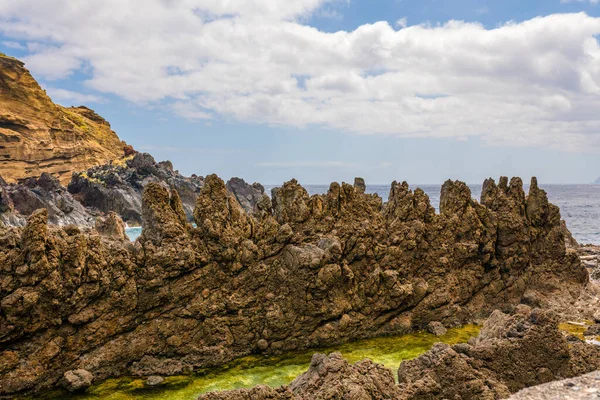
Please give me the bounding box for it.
[1,0,600,185]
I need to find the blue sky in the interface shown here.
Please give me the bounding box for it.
[1,0,600,184]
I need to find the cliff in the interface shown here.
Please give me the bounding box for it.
[0,53,128,184]
[0,175,589,397]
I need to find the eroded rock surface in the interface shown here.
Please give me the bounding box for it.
[0,176,590,397]
[199,353,401,400]
[0,172,97,227]
[199,308,600,400]
[68,152,204,225]
[398,308,600,399]
[0,53,128,184]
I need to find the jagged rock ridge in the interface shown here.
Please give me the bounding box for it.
[0,175,588,397]
[68,152,205,224]
[0,53,128,184]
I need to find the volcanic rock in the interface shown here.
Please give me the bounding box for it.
[61,369,94,392]
[68,152,204,225]
[0,172,97,227]
[0,53,128,184]
[0,176,590,397]
[397,309,600,399]
[226,177,271,215]
[426,321,447,336]
[198,353,401,400]
[200,308,600,399]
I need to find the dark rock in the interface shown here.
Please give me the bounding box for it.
[226,177,270,215]
[0,172,96,227]
[67,154,204,225]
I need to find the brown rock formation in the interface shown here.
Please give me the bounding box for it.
[0,175,589,397]
[199,353,402,399]
[398,308,600,399]
[0,53,128,184]
[200,308,600,400]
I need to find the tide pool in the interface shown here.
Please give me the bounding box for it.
[39,325,480,400]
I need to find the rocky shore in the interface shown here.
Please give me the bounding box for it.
[0,174,592,398]
[0,151,275,230]
[200,307,600,399]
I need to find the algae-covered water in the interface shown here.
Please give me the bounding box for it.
[38,325,479,400]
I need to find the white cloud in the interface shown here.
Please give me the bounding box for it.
[256,161,360,168]
[256,161,394,169]
[561,0,599,4]
[1,40,24,49]
[44,87,106,105]
[396,17,408,28]
[0,2,600,151]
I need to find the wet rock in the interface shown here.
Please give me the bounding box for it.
[426,321,447,336]
[61,369,93,392]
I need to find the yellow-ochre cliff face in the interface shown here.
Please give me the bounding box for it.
[0,53,128,184]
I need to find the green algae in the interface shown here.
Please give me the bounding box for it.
[559,320,594,340]
[39,325,480,400]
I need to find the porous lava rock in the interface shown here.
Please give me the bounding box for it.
[0,175,590,397]
[201,309,600,400]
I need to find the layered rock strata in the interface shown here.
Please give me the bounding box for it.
[0,53,128,184]
[0,175,588,397]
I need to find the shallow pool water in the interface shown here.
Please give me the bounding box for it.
[38,325,480,400]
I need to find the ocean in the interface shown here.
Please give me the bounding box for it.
[126,184,600,245]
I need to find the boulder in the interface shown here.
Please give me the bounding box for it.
[61,369,93,392]
[426,321,447,336]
